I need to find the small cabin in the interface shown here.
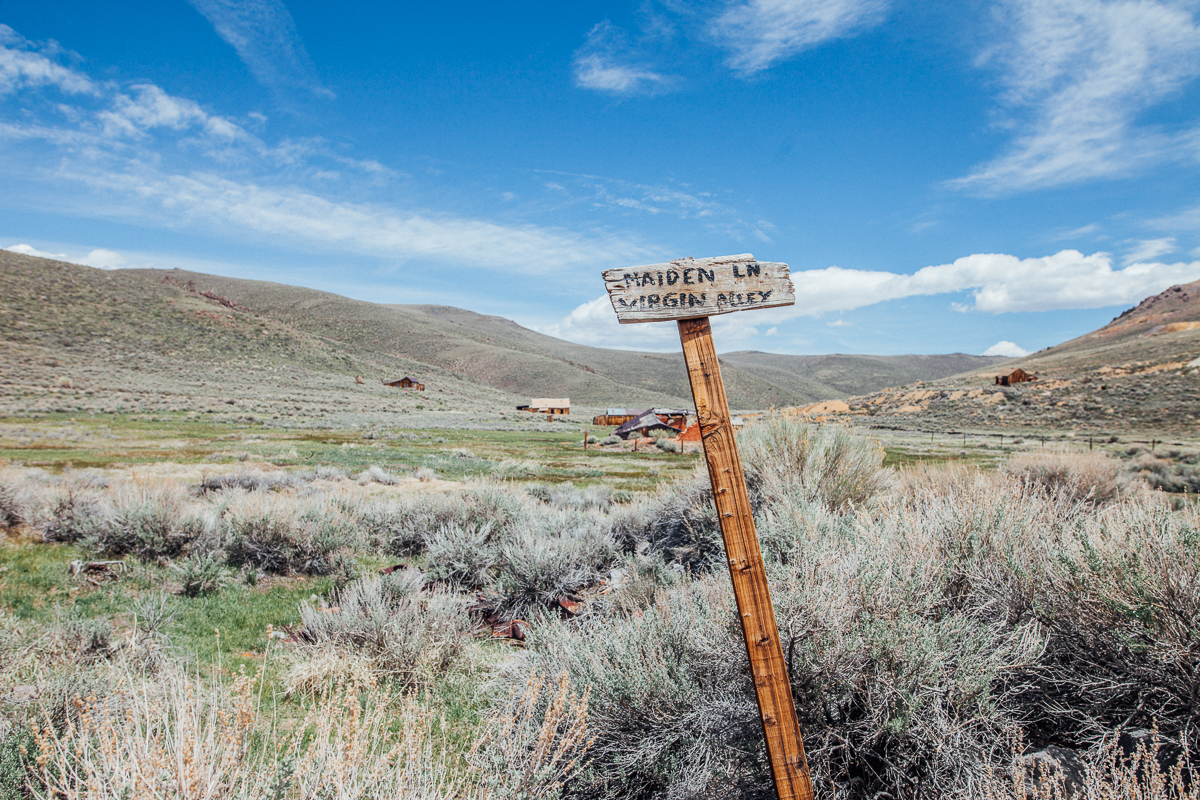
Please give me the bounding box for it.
[520,398,570,415]
[384,376,425,391]
[995,368,1035,387]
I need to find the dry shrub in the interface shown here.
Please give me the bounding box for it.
[285,572,470,692]
[221,494,360,575]
[358,484,531,558]
[33,487,105,545]
[29,661,592,800]
[512,460,1200,799]
[982,734,1199,799]
[494,512,617,619]
[357,465,400,486]
[509,577,765,799]
[423,521,502,590]
[610,468,722,569]
[1006,448,1121,503]
[0,474,25,530]
[471,670,594,799]
[1128,450,1200,494]
[197,467,345,494]
[89,482,210,559]
[739,416,890,511]
[30,669,468,800]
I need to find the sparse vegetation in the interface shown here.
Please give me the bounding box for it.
[0,415,1196,799]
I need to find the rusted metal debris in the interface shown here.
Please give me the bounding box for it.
[556,595,583,617]
[69,560,128,585]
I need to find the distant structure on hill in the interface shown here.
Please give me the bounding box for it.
[995,368,1035,386]
[518,398,569,414]
[384,376,425,390]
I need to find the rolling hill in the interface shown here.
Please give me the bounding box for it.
[829,280,1200,434]
[0,250,1004,420]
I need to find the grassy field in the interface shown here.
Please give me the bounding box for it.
[0,413,701,491]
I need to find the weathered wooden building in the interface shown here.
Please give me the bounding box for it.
[995,368,1035,386]
[518,398,570,415]
[384,376,425,390]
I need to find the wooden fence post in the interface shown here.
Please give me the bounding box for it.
[679,317,814,800]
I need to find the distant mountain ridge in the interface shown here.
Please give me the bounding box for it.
[0,250,1005,414]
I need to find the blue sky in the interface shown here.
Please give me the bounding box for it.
[3,0,1200,357]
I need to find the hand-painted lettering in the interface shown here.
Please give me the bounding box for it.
[641,272,653,287]
[699,268,715,283]
[683,268,694,285]
[760,290,772,302]
[657,272,664,287]
[747,263,761,277]
[664,293,679,307]
[666,270,680,285]
[647,294,661,308]
[688,293,706,307]
[623,273,635,288]
[733,264,744,278]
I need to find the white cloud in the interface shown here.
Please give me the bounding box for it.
[983,340,1031,357]
[5,243,127,269]
[573,22,672,94]
[792,249,1200,314]
[79,248,127,269]
[952,0,1200,194]
[827,318,852,327]
[709,0,890,74]
[0,25,97,96]
[1122,237,1176,264]
[5,243,68,260]
[187,0,332,98]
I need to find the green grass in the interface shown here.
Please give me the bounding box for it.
[0,414,699,490]
[0,538,331,679]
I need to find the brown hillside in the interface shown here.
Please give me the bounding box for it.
[819,281,1200,435]
[0,250,1008,419]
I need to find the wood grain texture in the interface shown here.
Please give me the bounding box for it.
[678,316,814,800]
[604,254,794,323]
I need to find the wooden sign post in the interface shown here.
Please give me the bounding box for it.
[602,254,813,800]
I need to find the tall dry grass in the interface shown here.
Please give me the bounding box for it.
[28,662,591,800]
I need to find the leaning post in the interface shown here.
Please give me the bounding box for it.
[602,254,814,800]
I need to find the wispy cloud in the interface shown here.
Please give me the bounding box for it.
[0,25,97,96]
[573,21,673,94]
[0,25,651,276]
[532,170,774,241]
[59,169,649,274]
[951,0,1200,194]
[1122,237,1176,265]
[708,0,890,74]
[187,0,333,98]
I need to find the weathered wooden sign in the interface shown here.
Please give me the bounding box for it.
[603,253,795,323]
[601,254,813,800]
